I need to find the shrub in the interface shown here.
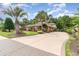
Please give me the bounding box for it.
[65,28,73,34]
[3,17,15,32]
[2,27,6,32]
[37,30,43,34]
[65,37,74,56]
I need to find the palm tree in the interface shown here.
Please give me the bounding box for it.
[48,15,53,23]
[23,18,29,25]
[35,10,48,31]
[23,18,29,30]
[35,10,48,22]
[3,6,27,34]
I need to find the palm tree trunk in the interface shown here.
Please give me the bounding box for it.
[15,17,20,34]
[40,19,44,32]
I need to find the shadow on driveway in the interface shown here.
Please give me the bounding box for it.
[0,40,57,56]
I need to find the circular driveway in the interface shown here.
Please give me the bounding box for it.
[0,32,69,56]
[12,32,69,56]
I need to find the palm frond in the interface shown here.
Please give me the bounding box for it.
[20,12,27,17]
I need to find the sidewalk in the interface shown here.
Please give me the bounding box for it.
[0,36,8,40]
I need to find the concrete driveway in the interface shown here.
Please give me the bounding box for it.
[0,32,69,56]
[0,36,8,40]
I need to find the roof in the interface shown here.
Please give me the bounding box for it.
[27,22,57,28]
[47,23,57,28]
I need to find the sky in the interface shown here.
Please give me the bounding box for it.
[0,3,79,20]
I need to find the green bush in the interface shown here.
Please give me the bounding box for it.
[37,30,43,34]
[3,17,15,32]
[65,28,73,34]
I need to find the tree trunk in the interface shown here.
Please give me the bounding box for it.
[9,29,11,32]
[39,19,44,32]
[15,18,20,34]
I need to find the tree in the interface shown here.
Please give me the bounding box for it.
[0,18,3,23]
[3,6,27,34]
[23,18,29,25]
[73,7,79,26]
[61,15,72,27]
[56,15,72,31]
[4,17,14,32]
[0,18,3,30]
[19,18,29,30]
[30,19,38,24]
[48,14,57,23]
[75,7,79,15]
[35,10,48,31]
[35,10,48,22]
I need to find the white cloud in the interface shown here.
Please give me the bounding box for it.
[0,8,4,15]
[47,3,66,15]
[2,3,30,8]
[64,10,69,13]
[56,13,74,17]
[16,4,30,8]
[47,8,61,15]
[47,3,74,17]
[48,3,66,8]
[31,3,39,6]
[47,8,50,11]
[2,3,10,6]
[47,3,53,6]
[53,3,66,8]
[33,12,38,16]
[55,13,64,17]
[27,12,38,19]
[31,12,38,19]
[66,14,74,16]
[55,10,75,18]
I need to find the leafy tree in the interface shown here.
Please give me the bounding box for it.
[3,6,27,34]
[19,18,29,30]
[35,10,48,31]
[0,18,4,30]
[23,18,29,25]
[0,18,3,23]
[48,14,58,23]
[4,17,14,32]
[56,15,72,31]
[62,15,72,27]
[75,7,79,15]
[73,7,79,26]
[30,19,38,24]
[48,15,53,23]
[71,16,79,26]
[35,10,48,22]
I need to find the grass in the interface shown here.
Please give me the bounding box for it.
[65,36,75,56]
[65,41,72,56]
[0,31,15,38]
[0,31,39,38]
[23,31,38,36]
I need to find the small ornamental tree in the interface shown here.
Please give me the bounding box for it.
[4,17,15,32]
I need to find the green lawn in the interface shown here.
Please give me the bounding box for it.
[0,31,15,38]
[0,31,39,38]
[23,31,38,36]
[65,41,72,56]
[65,36,75,56]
